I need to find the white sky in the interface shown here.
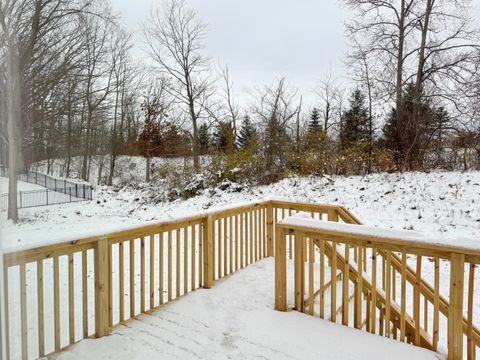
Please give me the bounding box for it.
[112,0,347,107]
[111,0,480,109]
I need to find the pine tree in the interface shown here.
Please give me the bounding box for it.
[340,89,369,150]
[198,123,210,154]
[213,121,234,153]
[308,108,322,134]
[237,115,257,150]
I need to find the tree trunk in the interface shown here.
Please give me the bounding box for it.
[395,0,406,168]
[6,53,21,222]
[146,153,151,183]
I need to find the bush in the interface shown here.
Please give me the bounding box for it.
[207,150,259,185]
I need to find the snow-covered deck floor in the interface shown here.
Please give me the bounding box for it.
[58,258,439,360]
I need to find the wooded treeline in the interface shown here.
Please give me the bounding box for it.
[1,0,479,221]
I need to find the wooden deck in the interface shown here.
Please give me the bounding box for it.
[57,259,438,360]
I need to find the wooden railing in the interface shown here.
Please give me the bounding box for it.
[274,210,480,360]
[3,199,477,359]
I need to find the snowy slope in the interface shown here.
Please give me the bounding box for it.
[2,170,479,251]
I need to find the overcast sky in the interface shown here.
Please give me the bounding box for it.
[111,0,347,106]
[111,0,480,108]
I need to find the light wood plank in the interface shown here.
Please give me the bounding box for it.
[37,260,45,357]
[400,252,407,342]
[20,263,28,360]
[119,242,124,322]
[130,239,135,317]
[54,256,60,350]
[69,253,75,344]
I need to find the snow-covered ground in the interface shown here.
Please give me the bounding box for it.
[58,259,438,360]
[0,177,46,193]
[2,169,479,359]
[2,170,479,251]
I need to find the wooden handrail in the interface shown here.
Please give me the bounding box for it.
[275,214,479,359]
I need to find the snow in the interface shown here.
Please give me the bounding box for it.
[0,178,45,193]
[57,259,438,360]
[2,168,480,359]
[280,213,480,252]
[2,170,480,251]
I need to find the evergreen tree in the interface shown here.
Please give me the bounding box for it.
[340,89,370,149]
[381,83,451,168]
[308,108,322,134]
[198,123,210,154]
[237,115,258,150]
[213,121,234,153]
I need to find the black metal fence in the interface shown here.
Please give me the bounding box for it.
[0,166,93,211]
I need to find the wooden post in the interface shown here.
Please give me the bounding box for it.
[274,226,287,311]
[203,216,214,289]
[448,253,465,360]
[94,239,110,337]
[294,234,305,312]
[266,204,274,257]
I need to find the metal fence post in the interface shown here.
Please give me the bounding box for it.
[75,184,78,198]
[19,191,22,209]
[64,180,66,194]
[46,189,49,205]
[83,184,86,199]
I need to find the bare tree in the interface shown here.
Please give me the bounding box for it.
[252,78,299,181]
[0,0,89,222]
[144,0,213,172]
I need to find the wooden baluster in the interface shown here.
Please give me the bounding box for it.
[319,239,325,319]
[448,253,465,360]
[54,256,60,349]
[342,245,350,326]
[108,245,113,325]
[248,211,253,264]
[308,238,314,316]
[331,241,337,323]
[199,224,204,287]
[20,263,28,360]
[159,233,164,305]
[230,215,233,273]
[184,227,188,294]
[355,245,363,329]
[267,205,274,257]
[168,232,172,301]
[432,257,439,351]
[414,256,422,346]
[235,214,240,270]
[241,213,245,268]
[467,263,475,360]
[191,225,196,291]
[176,229,180,298]
[294,235,305,313]
[69,254,75,344]
[141,237,145,312]
[223,217,228,275]
[385,251,391,337]
[119,242,125,321]
[392,268,396,302]
[274,226,287,311]
[365,292,371,332]
[400,252,407,342]
[150,234,155,308]
[370,248,377,334]
[257,209,261,261]
[218,218,222,277]
[82,250,88,337]
[260,208,265,259]
[37,260,45,357]
[203,216,214,289]
[130,239,136,316]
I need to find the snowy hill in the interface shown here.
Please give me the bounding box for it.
[2,170,479,251]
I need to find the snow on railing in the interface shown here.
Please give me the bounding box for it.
[275,213,480,360]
